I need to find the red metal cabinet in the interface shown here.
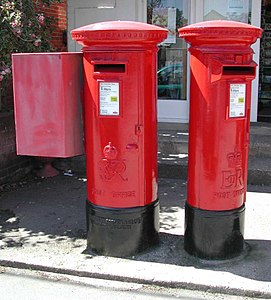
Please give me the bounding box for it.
[188,53,256,211]
[82,53,156,209]
[72,21,167,257]
[179,20,262,259]
[12,53,84,157]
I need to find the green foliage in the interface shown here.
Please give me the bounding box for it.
[0,0,62,110]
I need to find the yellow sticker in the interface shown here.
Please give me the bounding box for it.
[238,97,244,103]
[111,96,118,102]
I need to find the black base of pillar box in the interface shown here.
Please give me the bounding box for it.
[86,199,160,257]
[184,203,245,260]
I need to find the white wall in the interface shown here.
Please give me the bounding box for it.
[67,0,147,51]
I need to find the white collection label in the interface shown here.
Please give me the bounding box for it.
[229,84,246,118]
[99,82,120,116]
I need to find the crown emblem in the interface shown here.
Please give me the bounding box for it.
[227,149,242,168]
[103,142,118,160]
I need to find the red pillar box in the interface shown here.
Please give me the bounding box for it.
[71,21,167,257]
[12,53,84,158]
[178,21,262,259]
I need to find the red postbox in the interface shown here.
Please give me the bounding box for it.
[179,21,262,259]
[71,21,167,257]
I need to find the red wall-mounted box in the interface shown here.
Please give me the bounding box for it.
[12,53,84,157]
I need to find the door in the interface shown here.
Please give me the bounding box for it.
[147,0,190,123]
[67,0,146,52]
[83,54,142,208]
[191,0,261,122]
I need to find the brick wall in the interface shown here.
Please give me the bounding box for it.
[0,113,31,185]
[43,0,67,51]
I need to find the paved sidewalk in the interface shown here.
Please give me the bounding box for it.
[0,174,271,298]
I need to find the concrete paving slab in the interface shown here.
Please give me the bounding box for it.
[0,174,271,298]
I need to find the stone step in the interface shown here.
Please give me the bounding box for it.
[249,133,271,158]
[158,131,189,155]
[158,154,271,186]
[53,122,271,185]
[54,153,271,186]
[158,123,271,159]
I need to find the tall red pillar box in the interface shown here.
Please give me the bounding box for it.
[179,21,262,259]
[12,53,84,157]
[71,21,167,257]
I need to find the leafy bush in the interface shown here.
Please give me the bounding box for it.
[0,0,62,111]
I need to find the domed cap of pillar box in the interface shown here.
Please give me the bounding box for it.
[71,21,168,48]
[178,20,262,48]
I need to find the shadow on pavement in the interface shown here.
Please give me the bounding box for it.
[133,232,271,282]
[0,174,271,283]
[0,175,87,250]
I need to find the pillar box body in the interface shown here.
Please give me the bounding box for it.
[179,21,262,259]
[71,21,167,257]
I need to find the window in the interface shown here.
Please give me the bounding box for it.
[147,0,188,100]
[203,0,251,23]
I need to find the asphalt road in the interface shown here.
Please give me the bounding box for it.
[0,267,259,300]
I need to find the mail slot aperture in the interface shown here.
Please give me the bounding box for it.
[94,64,125,73]
[223,66,255,76]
